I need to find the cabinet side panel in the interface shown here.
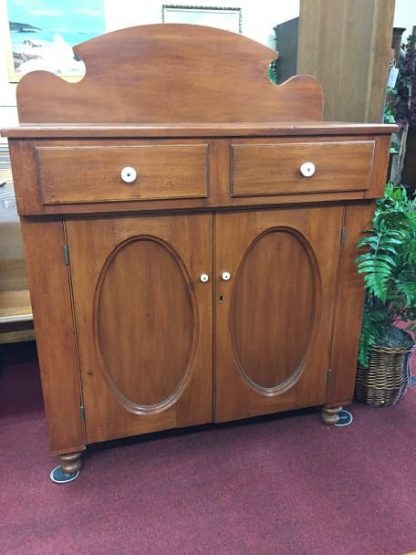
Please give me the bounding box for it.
[365,135,391,199]
[328,202,375,405]
[20,219,85,454]
[8,139,43,216]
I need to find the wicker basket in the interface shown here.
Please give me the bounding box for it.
[355,343,413,407]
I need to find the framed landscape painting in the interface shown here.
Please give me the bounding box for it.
[5,0,105,82]
[162,5,242,33]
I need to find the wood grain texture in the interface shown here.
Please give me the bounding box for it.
[65,214,212,443]
[3,23,397,464]
[0,218,28,292]
[95,239,194,409]
[36,143,208,204]
[230,228,316,391]
[231,140,374,197]
[0,289,34,344]
[214,206,343,422]
[19,219,86,454]
[8,140,43,215]
[2,122,397,139]
[297,0,395,122]
[327,203,375,405]
[0,193,33,339]
[365,134,392,199]
[365,0,396,122]
[0,289,32,321]
[15,24,323,124]
[9,135,392,216]
[0,328,35,344]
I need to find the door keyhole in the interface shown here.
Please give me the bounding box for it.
[219,295,224,303]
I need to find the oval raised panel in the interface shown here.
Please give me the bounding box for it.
[231,229,318,394]
[95,237,195,413]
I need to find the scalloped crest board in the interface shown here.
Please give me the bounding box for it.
[2,25,395,479]
[16,24,323,123]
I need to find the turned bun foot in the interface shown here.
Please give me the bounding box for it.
[50,452,82,484]
[321,405,342,425]
[59,452,82,474]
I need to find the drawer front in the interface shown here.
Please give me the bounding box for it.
[231,140,375,197]
[36,143,209,204]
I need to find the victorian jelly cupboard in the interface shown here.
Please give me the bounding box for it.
[2,25,395,476]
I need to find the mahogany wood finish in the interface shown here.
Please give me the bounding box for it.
[214,207,342,421]
[327,203,376,406]
[231,140,374,197]
[58,452,82,474]
[16,25,323,124]
[65,214,212,442]
[36,142,209,204]
[19,220,85,455]
[3,123,396,139]
[2,25,395,473]
[321,406,343,425]
[7,134,392,217]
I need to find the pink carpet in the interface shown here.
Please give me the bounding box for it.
[1,343,416,555]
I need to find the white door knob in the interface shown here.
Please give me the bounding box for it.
[221,271,231,281]
[200,273,209,283]
[299,162,316,177]
[120,166,137,183]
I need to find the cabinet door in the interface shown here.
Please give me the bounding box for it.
[66,214,212,443]
[214,206,343,421]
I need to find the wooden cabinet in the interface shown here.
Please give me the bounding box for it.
[65,206,342,441]
[2,24,395,478]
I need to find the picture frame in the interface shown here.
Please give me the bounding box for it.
[4,0,105,83]
[162,5,242,34]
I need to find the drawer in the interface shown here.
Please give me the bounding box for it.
[231,140,375,198]
[35,143,209,204]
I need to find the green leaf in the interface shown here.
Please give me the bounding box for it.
[356,183,416,365]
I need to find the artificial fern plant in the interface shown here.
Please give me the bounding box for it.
[356,183,416,367]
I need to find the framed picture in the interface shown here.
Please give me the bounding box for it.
[4,0,105,82]
[162,5,242,34]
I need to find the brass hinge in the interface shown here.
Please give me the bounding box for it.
[327,368,333,384]
[340,226,347,245]
[63,244,70,265]
[80,405,85,422]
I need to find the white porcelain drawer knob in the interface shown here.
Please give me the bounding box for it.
[200,273,209,283]
[120,166,137,183]
[300,162,316,177]
[221,271,231,281]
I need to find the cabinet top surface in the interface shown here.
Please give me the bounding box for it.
[2,122,397,139]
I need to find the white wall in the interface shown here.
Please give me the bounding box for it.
[393,0,415,37]
[104,0,299,47]
[0,0,299,142]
